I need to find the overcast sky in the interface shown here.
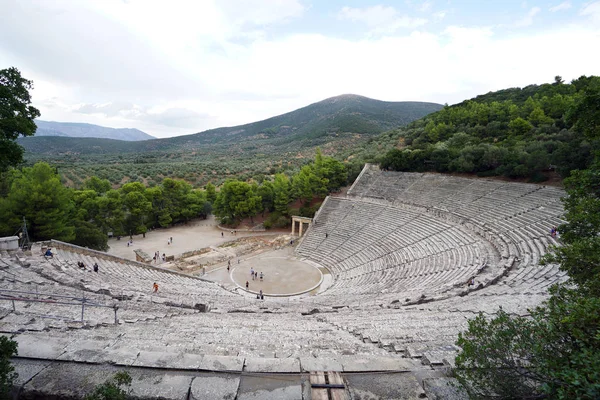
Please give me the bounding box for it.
[1,0,599,138]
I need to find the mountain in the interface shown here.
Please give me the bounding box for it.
[21,95,442,156]
[34,120,155,141]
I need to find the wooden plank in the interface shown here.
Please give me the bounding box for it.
[310,372,328,400]
[328,372,347,400]
[328,372,344,385]
[330,389,347,400]
[310,371,326,385]
[312,388,329,400]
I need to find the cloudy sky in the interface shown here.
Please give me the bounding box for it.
[1,0,599,138]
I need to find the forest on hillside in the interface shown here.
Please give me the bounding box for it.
[0,150,345,251]
[373,76,600,181]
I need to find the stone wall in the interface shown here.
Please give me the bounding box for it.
[0,236,19,251]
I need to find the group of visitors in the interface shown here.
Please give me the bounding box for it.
[550,227,559,238]
[126,239,133,247]
[76,261,100,272]
[153,251,166,263]
[249,267,263,281]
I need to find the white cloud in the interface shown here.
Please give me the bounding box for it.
[515,6,542,27]
[418,1,432,12]
[433,11,446,21]
[581,1,600,22]
[1,1,599,138]
[338,5,427,34]
[549,2,572,12]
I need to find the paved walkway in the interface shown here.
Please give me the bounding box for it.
[106,216,279,262]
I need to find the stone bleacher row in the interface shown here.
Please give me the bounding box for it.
[0,240,266,334]
[297,197,500,303]
[342,165,568,288]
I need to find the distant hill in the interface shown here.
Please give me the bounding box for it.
[21,95,442,156]
[34,120,154,141]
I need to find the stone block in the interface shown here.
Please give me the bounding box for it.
[237,374,302,400]
[190,373,240,400]
[133,350,183,368]
[299,357,343,372]
[340,356,416,372]
[346,371,426,400]
[423,377,468,400]
[128,369,194,400]
[14,334,71,359]
[199,355,245,372]
[244,357,300,373]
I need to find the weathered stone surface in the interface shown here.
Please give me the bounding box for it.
[423,377,469,400]
[14,334,70,359]
[340,356,416,372]
[190,373,240,400]
[57,339,113,363]
[128,369,194,400]
[21,362,117,399]
[11,358,52,387]
[199,355,245,372]
[133,350,183,368]
[237,374,302,400]
[300,357,343,372]
[244,357,300,373]
[175,352,205,369]
[345,372,426,400]
[104,347,141,366]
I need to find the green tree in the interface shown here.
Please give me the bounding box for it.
[0,67,41,171]
[84,371,131,400]
[205,182,217,204]
[257,180,275,214]
[213,180,261,225]
[273,173,290,214]
[83,176,111,194]
[121,183,151,235]
[0,336,17,399]
[455,84,600,398]
[0,162,75,241]
[508,117,533,136]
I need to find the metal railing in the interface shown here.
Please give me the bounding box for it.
[0,288,119,324]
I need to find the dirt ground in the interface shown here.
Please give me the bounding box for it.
[106,215,281,262]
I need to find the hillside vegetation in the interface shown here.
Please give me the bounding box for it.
[19,95,441,188]
[371,76,600,181]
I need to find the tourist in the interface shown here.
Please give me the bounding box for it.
[467,277,475,287]
[153,282,159,293]
[260,272,263,281]
[221,232,224,237]
[245,281,249,289]
[44,248,53,258]
[325,233,328,238]
[93,263,99,273]
[250,267,254,277]
[259,289,263,299]
[170,237,173,244]
[162,253,166,261]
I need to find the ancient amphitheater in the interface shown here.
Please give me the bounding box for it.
[0,164,567,399]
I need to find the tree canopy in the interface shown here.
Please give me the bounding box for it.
[0,67,40,171]
[454,83,600,399]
